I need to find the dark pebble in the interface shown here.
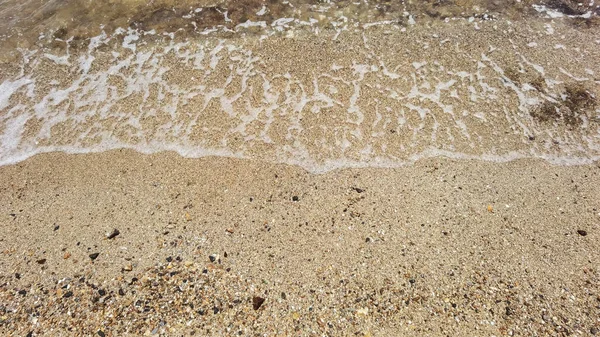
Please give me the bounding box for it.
[97,331,106,337]
[26,332,33,337]
[224,251,228,258]
[18,290,27,296]
[14,273,20,279]
[98,289,106,296]
[166,256,173,262]
[36,258,46,265]
[577,230,587,236]
[252,296,266,310]
[89,253,100,260]
[352,187,365,193]
[281,292,287,300]
[63,291,73,298]
[590,327,598,335]
[53,225,60,231]
[118,289,125,296]
[292,196,299,201]
[212,307,220,314]
[209,254,217,263]
[107,229,120,239]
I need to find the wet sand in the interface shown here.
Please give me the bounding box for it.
[0,150,599,336]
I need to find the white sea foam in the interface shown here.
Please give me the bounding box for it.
[1,17,599,173]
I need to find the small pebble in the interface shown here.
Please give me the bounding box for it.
[89,253,100,260]
[252,296,265,310]
[107,228,120,239]
[577,230,587,236]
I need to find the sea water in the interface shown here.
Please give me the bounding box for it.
[0,0,598,173]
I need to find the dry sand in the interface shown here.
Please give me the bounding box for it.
[0,150,599,336]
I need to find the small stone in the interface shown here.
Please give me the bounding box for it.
[212,307,220,314]
[590,327,598,335]
[209,254,218,263]
[63,291,73,298]
[107,228,120,239]
[166,256,173,262]
[63,252,71,259]
[36,258,46,265]
[292,196,299,201]
[98,289,106,296]
[365,237,373,243]
[89,253,100,260]
[252,296,265,310]
[184,261,193,267]
[225,228,234,234]
[577,230,587,236]
[53,225,60,231]
[18,290,27,296]
[281,292,287,300]
[97,331,106,337]
[123,264,133,271]
[356,307,369,316]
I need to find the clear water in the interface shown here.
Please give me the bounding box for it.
[0,0,599,172]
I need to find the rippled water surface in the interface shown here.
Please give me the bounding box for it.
[0,0,599,171]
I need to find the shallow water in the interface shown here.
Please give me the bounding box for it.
[0,0,599,172]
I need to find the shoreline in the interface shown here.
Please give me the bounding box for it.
[1,150,599,335]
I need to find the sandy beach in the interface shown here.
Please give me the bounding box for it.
[1,0,600,336]
[0,151,598,336]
